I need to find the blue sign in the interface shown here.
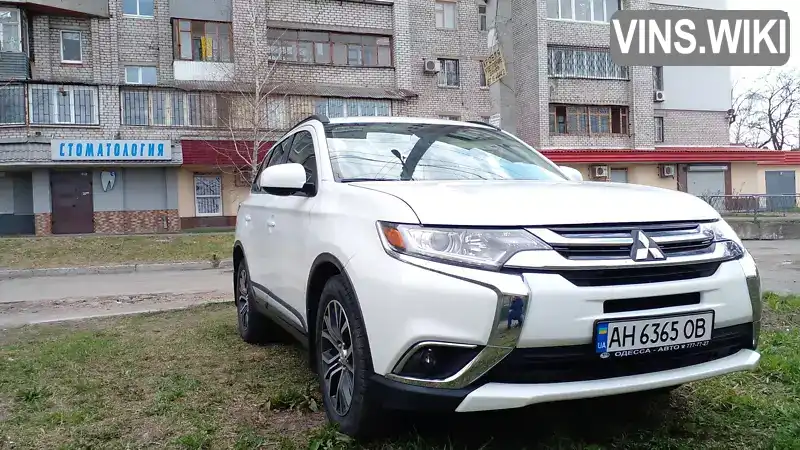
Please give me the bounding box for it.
[51,140,172,161]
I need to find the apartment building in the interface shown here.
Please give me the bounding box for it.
[486,0,793,199]
[0,0,491,235]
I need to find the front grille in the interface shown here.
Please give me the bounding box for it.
[544,221,715,261]
[554,261,722,287]
[480,323,753,384]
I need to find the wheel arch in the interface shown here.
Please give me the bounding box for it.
[305,253,372,374]
[232,241,246,303]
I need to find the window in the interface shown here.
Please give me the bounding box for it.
[29,84,98,125]
[121,89,234,127]
[435,1,457,29]
[547,0,619,23]
[0,8,22,52]
[653,66,664,90]
[287,130,317,190]
[480,115,491,123]
[174,19,233,62]
[479,61,487,87]
[194,175,222,216]
[549,104,628,135]
[0,84,25,124]
[325,122,568,182]
[122,0,154,16]
[59,31,82,63]
[654,116,664,143]
[439,115,460,120]
[548,46,628,79]
[478,4,487,31]
[314,98,391,118]
[268,29,392,67]
[124,66,158,84]
[438,58,460,87]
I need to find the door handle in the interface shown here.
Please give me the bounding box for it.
[267,220,276,228]
[244,215,252,222]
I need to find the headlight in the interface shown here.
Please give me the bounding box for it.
[700,220,745,260]
[377,222,551,270]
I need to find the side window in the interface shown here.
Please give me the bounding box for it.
[251,137,292,193]
[287,130,317,189]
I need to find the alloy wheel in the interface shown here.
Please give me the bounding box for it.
[320,299,355,416]
[237,266,250,331]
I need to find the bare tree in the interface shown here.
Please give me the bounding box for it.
[732,70,800,150]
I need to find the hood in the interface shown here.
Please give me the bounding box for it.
[353,180,720,226]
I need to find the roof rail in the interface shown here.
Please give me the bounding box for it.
[466,120,500,131]
[292,114,330,129]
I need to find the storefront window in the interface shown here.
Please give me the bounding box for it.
[194,175,222,216]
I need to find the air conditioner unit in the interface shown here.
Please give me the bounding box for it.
[423,59,441,73]
[591,165,609,179]
[658,164,676,178]
[654,90,666,102]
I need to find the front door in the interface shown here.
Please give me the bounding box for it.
[50,171,94,234]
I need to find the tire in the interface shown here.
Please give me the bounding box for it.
[315,275,383,438]
[235,258,272,344]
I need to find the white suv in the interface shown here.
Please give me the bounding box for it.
[233,115,762,437]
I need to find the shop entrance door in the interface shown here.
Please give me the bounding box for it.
[50,170,94,234]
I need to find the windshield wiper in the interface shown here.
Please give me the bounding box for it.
[339,177,400,183]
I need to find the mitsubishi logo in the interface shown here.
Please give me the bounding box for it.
[630,230,666,261]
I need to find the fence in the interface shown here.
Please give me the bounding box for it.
[702,194,800,218]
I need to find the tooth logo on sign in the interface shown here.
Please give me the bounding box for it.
[101,171,116,192]
[630,230,665,262]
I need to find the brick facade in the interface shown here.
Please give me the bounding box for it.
[34,213,52,236]
[502,0,731,151]
[94,210,181,234]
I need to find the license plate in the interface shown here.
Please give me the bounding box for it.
[594,311,714,357]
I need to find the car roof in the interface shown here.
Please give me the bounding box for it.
[326,116,495,128]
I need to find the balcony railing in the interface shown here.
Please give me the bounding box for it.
[0,83,100,126]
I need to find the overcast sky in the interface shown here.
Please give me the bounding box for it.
[727,0,798,85]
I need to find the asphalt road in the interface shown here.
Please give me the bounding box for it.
[745,240,800,295]
[0,240,798,306]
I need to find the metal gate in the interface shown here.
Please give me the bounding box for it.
[765,170,797,212]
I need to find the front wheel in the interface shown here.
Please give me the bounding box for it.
[315,275,383,438]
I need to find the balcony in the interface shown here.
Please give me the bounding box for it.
[0,52,30,80]
[5,0,109,17]
[172,61,233,82]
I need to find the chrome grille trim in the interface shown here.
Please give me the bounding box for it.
[528,228,711,247]
[503,244,731,270]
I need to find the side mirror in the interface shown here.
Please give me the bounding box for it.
[559,166,583,182]
[258,163,314,196]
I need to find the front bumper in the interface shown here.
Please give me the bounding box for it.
[347,247,762,411]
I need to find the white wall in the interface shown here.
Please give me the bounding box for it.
[661,66,732,111]
[651,0,728,10]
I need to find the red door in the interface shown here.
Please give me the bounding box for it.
[50,171,94,234]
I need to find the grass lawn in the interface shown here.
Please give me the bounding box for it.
[0,233,234,269]
[0,294,798,450]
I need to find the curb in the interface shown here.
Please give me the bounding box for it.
[0,259,233,281]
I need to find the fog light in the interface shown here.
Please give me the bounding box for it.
[394,343,482,381]
[420,348,436,368]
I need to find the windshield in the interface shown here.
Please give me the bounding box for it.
[323,122,567,182]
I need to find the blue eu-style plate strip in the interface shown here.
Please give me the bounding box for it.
[595,322,609,353]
